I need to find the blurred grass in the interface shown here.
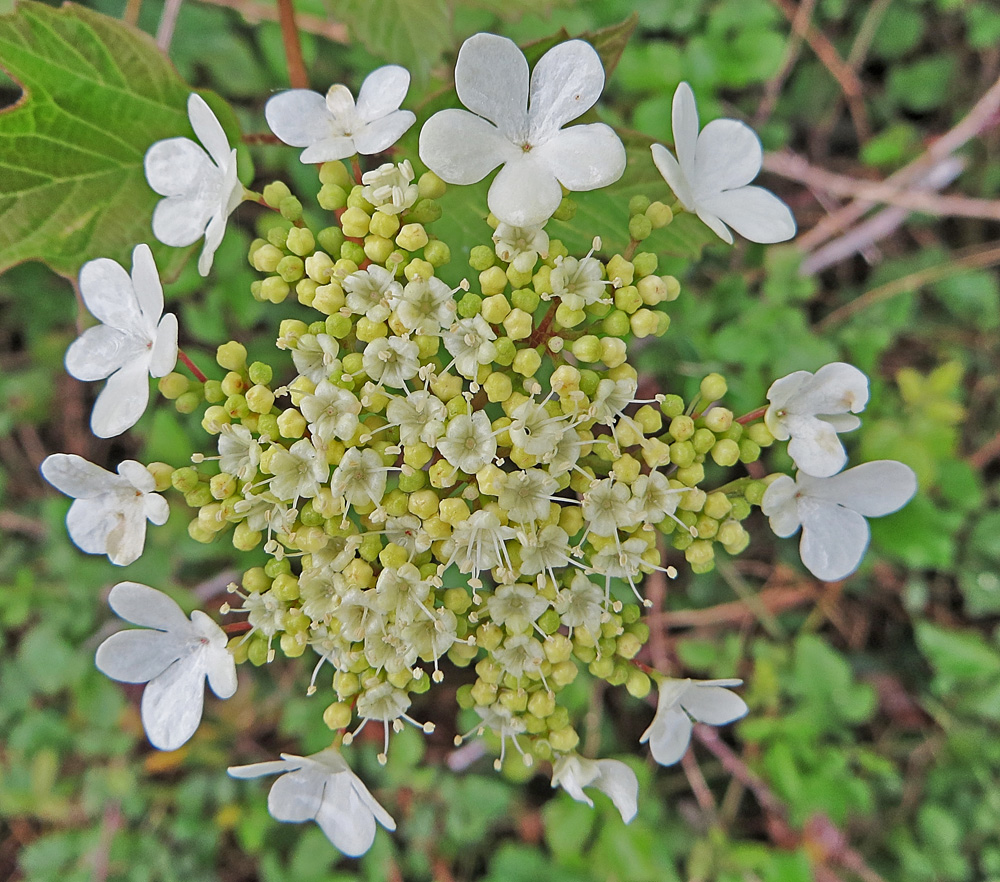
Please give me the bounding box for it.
[2,0,1000,879]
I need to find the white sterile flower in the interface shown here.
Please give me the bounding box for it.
[265,65,415,163]
[438,412,497,474]
[550,254,607,309]
[419,33,626,227]
[361,160,419,215]
[551,754,638,823]
[65,244,178,438]
[765,362,870,478]
[651,82,796,245]
[396,277,456,336]
[363,336,420,389]
[95,581,237,750]
[268,438,329,502]
[343,266,401,323]
[218,424,262,482]
[291,333,341,384]
[300,380,362,444]
[41,454,168,566]
[443,315,498,380]
[640,678,748,766]
[385,390,447,447]
[493,223,549,273]
[761,460,917,582]
[145,94,244,276]
[228,748,395,856]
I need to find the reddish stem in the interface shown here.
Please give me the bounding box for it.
[352,156,363,184]
[178,349,208,383]
[276,0,308,89]
[736,405,768,425]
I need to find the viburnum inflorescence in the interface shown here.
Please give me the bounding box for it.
[40,30,917,857]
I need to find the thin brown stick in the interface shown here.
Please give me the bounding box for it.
[123,0,143,26]
[681,749,717,818]
[968,432,1000,471]
[276,0,308,89]
[755,0,816,127]
[770,0,870,142]
[155,0,183,51]
[846,0,892,70]
[816,240,1000,330]
[195,0,349,43]
[654,584,817,629]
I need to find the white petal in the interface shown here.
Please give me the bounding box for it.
[696,185,796,244]
[761,475,802,538]
[356,65,410,122]
[346,772,396,832]
[325,84,357,120]
[145,138,215,197]
[671,83,699,184]
[641,704,692,766]
[300,137,360,164]
[265,90,333,147]
[144,491,170,527]
[681,684,748,725]
[105,505,150,566]
[455,33,529,141]
[267,767,326,822]
[552,757,594,806]
[419,109,517,185]
[694,205,735,244]
[95,628,183,683]
[765,370,812,412]
[487,154,563,227]
[198,211,227,277]
[65,325,131,381]
[188,93,232,170]
[805,363,870,414]
[593,759,639,823]
[107,581,191,631]
[90,357,151,438]
[189,611,238,699]
[41,453,115,499]
[152,194,213,247]
[651,143,694,210]
[116,460,155,493]
[314,775,378,856]
[150,313,179,378]
[78,257,142,331]
[228,759,297,779]
[130,244,163,331]
[353,110,415,155]
[65,498,117,555]
[798,498,870,581]
[784,415,848,478]
[533,123,626,192]
[804,461,917,517]
[527,40,604,138]
[822,414,861,433]
[140,654,208,750]
[693,119,762,196]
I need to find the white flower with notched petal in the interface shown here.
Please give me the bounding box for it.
[765,362,869,478]
[640,678,748,766]
[41,454,168,566]
[228,748,396,856]
[145,94,245,276]
[651,83,796,244]
[419,33,626,228]
[95,581,237,750]
[65,244,177,438]
[761,460,917,582]
[551,754,638,823]
[265,66,416,164]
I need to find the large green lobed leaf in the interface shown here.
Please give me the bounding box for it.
[0,0,234,278]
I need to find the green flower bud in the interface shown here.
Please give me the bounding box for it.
[711,438,741,467]
[670,440,696,468]
[285,227,315,257]
[606,254,634,287]
[339,241,365,265]
[614,285,642,314]
[210,472,237,500]
[340,206,371,238]
[739,438,761,463]
[662,275,681,301]
[277,408,306,439]
[703,408,733,433]
[276,255,304,282]
[685,539,715,567]
[323,702,353,730]
[502,308,533,340]
[173,391,198,414]
[346,187,374,212]
[571,335,602,363]
[552,196,577,221]
[396,222,429,252]
[424,239,451,267]
[318,183,348,211]
[747,422,775,447]
[506,265,534,288]
[669,414,695,442]
[457,291,483,318]
[248,362,273,386]
[601,337,627,368]
[645,200,673,228]
[493,337,517,366]
[660,393,684,418]
[319,160,351,187]
[405,198,442,224]
[368,209,400,240]
[246,384,275,414]
[469,244,495,271]
[279,195,303,222]
[158,371,190,400]
[317,226,345,256]
[703,491,733,520]
[363,235,394,265]
[417,170,446,199]
[700,373,728,402]
[630,308,659,338]
[629,194,651,217]
[261,276,289,303]
[262,180,292,207]
[403,258,434,282]
[602,309,631,337]
[252,243,284,273]
[185,484,214,508]
[633,251,658,278]
[216,341,247,371]
[628,213,653,241]
[480,266,508,297]
[554,303,586,328]
[674,462,705,487]
[233,521,262,551]
[511,288,539,314]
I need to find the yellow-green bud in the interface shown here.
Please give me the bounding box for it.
[277,408,306,439]
[711,438,741,467]
[480,265,508,296]
[396,223,429,251]
[319,160,351,187]
[216,342,247,371]
[606,254,634,287]
[262,181,292,206]
[571,335,602,363]
[481,293,511,324]
[340,206,371,238]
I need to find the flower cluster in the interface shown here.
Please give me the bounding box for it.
[39,31,917,856]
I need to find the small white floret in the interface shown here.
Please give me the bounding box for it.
[551,754,638,823]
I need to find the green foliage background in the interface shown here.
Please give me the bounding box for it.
[1,0,999,880]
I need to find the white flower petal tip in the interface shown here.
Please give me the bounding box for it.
[640,679,748,767]
[761,460,918,582]
[95,581,236,751]
[145,94,244,276]
[551,754,639,823]
[40,454,168,566]
[418,33,625,228]
[228,748,395,856]
[765,362,870,478]
[66,245,178,438]
[266,65,416,164]
[652,82,796,244]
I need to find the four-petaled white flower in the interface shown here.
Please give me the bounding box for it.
[551,754,638,823]
[41,454,168,566]
[145,94,245,276]
[651,82,796,244]
[65,244,178,438]
[765,362,869,478]
[640,678,748,766]
[761,460,917,582]
[265,66,416,164]
[95,581,237,750]
[228,748,395,856]
[419,33,626,227]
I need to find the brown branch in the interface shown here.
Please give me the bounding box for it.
[968,431,1000,471]
[194,0,349,45]
[654,584,817,629]
[276,0,309,89]
[755,0,817,127]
